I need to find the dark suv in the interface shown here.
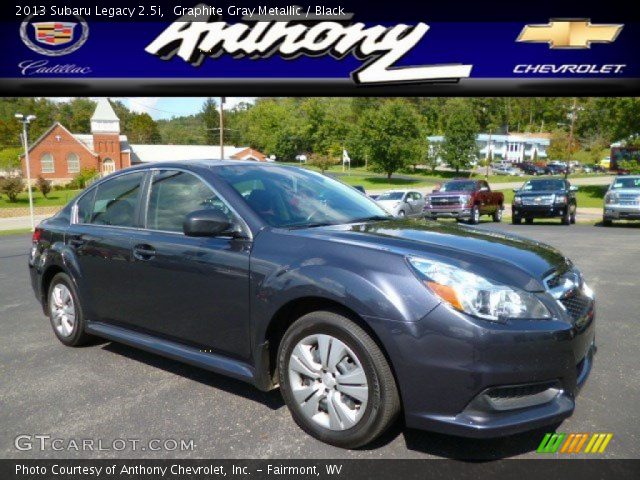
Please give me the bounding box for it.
[29,161,595,448]
[512,178,578,225]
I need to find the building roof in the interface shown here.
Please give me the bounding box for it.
[129,145,257,163]
[91,98,119,122]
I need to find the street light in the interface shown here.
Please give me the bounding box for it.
[15,113,36,231]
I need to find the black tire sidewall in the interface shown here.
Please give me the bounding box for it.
[47,273,86,346]
[278,312,393,448]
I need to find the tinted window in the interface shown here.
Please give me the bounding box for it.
[377,192,404,201]
[88,172,143,226]
[440,181,476,192]
[611,177,640,189]
[216,165,389,228]
[522,179,565,191]
[76,189,96,224]
[146,170,232,233]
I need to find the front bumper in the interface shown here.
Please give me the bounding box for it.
[366,296,596,438]
[425,207,471,219]
[512,205,567,218]
[603,205,640,220]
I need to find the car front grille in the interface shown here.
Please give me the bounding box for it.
[618,193,640,205]
[430,196,462,206]
[522,195,554,206]
[560,291,592,320]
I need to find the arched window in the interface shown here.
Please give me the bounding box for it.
[102,158,115,175]
[67,153,80,173]
[41,153,54,174]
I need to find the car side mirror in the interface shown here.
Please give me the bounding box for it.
[480,187,489,192]
[432,188,440,192]
[183,209,233,237]
[512,188,520,193]
[570,185,578,192]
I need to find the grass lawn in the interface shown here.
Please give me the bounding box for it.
[0,228,32,236]
[0,189,81,209]
[499,184,607,208]
[330,174,436,190]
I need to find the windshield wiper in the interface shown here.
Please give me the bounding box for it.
[286,221,337,229]
[348,215,393,223]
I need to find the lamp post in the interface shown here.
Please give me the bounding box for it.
[219,96,225,159]
[15,113,36,231]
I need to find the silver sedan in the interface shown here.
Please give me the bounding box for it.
[375,190,426,218]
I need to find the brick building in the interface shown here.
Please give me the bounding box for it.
[20,98,266,184]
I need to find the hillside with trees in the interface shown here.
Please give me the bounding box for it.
[1,97,639,177]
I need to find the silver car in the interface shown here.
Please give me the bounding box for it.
[376,190,426,218]
[603,175,640,225]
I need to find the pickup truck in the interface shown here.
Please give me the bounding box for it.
[603,175,640,226]
[424,179,504,224]
[512,178,577,225]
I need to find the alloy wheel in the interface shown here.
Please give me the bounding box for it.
[50,284,76,337]
[288,334,369,431]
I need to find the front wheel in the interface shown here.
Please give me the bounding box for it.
[397,210,405,218]
[278,311,400,449]
[602,218,612,226]
[468,205,480,225]
[512,214,521,225]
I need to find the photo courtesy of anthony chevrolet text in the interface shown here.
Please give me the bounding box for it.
[0,0,638,479]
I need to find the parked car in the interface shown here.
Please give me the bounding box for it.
[603,175,640,226]
[424,179,504,224]
[521,163,546,176]
[512,178,578,225]
[353,185,366,195]
[375,190,425,217]
[545,163,568,175]
[29,161,596,448]
[493,165,522,176]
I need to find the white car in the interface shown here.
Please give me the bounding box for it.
[375,190,426,218]
[493,166,522,176]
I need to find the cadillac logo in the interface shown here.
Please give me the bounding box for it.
[20,15,89,56]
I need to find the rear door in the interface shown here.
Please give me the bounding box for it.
[67,171,146,324]
[124,169,252,359]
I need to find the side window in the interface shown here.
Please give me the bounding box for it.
[76,188,96,224]
[88,172,144,227]
[146,170,233,233]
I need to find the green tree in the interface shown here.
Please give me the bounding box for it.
[0,176,24,202]
[441,99,479,173]
[127,113,161,143]
[360,99,426,179]
[201,98,219,145]
[548,128,579,160]
[36,175,51,198]
[0,147,22,171]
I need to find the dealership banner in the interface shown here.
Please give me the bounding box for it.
[0,0,639,94]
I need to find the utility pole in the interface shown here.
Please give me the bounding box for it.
[566,97,577,180]
[15,113,36,231]
[486,128,493,180]
[219,96,225,159]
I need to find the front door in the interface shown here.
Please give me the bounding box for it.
[102,158,115,175]
[125,169,252,359]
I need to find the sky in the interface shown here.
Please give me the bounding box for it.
[47,97,256,120]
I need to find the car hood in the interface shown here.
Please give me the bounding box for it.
[515,190,564,196]
[427,191,468,196]
[609,188,640,195]
[291,220,569,291]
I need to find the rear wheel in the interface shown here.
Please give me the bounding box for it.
[398,210,405,218]
[47,273,92,346]
[278,311,400,449]
[492,206,503,222]
[525,217,534,225]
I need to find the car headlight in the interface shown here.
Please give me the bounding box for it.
[514,196,522,205]
[554,194,567,204]
[605,192,618,205]
[460,194,471,205]
[407,257,551,322]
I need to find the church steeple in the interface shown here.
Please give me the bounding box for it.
[91,98,120,134]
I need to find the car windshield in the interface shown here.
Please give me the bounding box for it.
[440,181,476,192]
[611,177,640,189]
[521,179,565,191]
[377,192,404,200]
[216,165,391,228]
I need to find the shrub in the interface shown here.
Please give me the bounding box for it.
[0,176,25,202]
[36,176,52,198]
[69,168,99,189]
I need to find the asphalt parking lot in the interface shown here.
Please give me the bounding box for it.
[1,222,639,460]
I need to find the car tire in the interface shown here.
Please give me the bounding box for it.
[602,218,612,226]
[562,210,571,225]
[47,272,92,347]
[512,215,521,225]
[570,207,577,224]
[492,206,503,222]
[468,205,480,225]
[278,311,400,449]
[398,210,405,218]
[525,217,534,225]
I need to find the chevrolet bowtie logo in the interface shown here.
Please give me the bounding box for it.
[517,19,623,49]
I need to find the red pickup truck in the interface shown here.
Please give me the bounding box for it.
[424,179,505,224]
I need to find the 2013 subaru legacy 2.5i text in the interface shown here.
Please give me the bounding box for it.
[28,161,596,448]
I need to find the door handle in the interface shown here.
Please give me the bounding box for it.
[133,244,156,261]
